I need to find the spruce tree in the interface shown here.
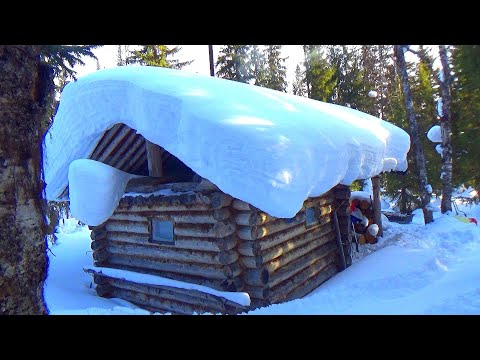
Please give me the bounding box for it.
[40,45,99,128]
[410,55,442,196]
[304,46,336,102]
[250,45,267,86]
[292,64,306,96]
[117,45,132,66]
[451,45,480,192]
[40,45,101,81]
[437,45,454,212]
[263,45,287,92]
[215,45,252,83]
[395,45,434,224]
[408,46,456,212]
[128,45,193,69]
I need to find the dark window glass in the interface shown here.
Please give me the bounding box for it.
[306,206,317,227]
[151,219,174,243]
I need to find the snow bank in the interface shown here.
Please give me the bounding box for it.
[56,217,85,234]
[44,66,410,219]
[69,159,136,225]
[249,211,480,315]
[455,186,478,199]
[84,266,251,307]
[427,125,442,142]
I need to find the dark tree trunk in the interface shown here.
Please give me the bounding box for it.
[394,45,433,224]
[438,45,454,214]
[372,176,383,237]
[208,45,215,77]
[400,186,408,214]
[0,46,52,314]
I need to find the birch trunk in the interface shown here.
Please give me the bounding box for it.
[394,45,433,224]
[0,46,52,314]
[438,45,453,213]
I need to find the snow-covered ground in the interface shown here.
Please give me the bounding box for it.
[44,198,480,315]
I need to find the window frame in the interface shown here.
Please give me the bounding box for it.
[305,206,318,228]
[149,218,175,245]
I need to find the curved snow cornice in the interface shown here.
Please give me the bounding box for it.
[44,66,410,218]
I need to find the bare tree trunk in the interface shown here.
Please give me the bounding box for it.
[400,186,407,214]
[0,46,51,314]
[438,45,454,213]
[378,46,385,120]
[303,46,311,98]
[372,176,383,237]
[394,45,433,224]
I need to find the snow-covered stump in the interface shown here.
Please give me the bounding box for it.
[232,190,343,307]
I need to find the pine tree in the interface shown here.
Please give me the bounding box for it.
[128,45,193,69]
[215,45,252,83]
[41,45,99,128]
[437,45,454,213]
[292,64,306,96]
[381,56,420,213]
[263,45,287,92]
[332,45,364,109]
[394,45,433,224]
[250,45,267,86]
[410,54,442,197]
[117,45,123,66]
[304,46,336,102]
[451,45,480,191]
[40,45,101,81]
[116,45,131,66]
[408,46,456,212]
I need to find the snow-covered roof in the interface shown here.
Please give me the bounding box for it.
[44,66,410,219]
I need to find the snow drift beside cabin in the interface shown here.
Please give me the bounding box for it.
[44,66,410,219]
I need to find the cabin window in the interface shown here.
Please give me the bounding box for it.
[305,206,317,228]
[150,219,174,244]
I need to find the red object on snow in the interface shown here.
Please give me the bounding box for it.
[469,218,478,226]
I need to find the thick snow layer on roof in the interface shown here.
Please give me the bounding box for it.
[44,66,410,219]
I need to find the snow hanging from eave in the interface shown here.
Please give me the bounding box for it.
[68,159,137,226]
[44,66,411,219]
[427,125,442,143]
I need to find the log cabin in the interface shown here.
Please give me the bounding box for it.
[44,66,410,314]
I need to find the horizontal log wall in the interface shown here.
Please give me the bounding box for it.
[89,180,353,314]
[90,188,244,309]
[332,184,352,267]
[234,190,344,307]
[91,272,247,315]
